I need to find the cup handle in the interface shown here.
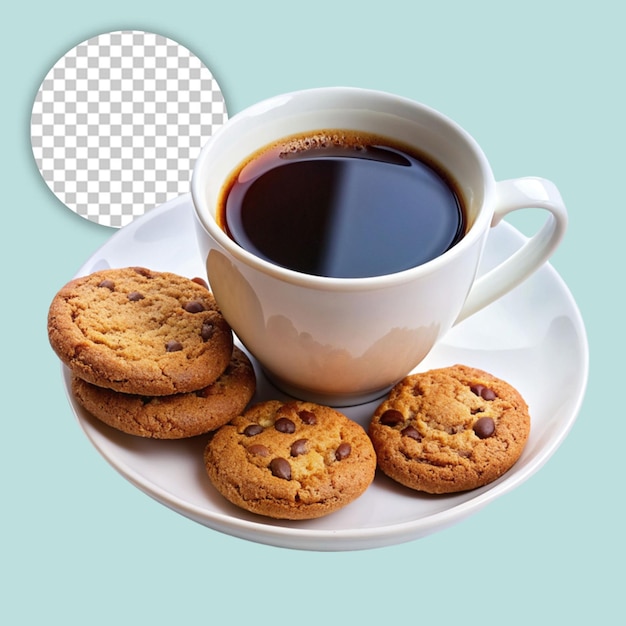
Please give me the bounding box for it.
[455,176,568,324]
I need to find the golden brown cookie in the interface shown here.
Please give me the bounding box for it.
[71,347,256,439]
[368,365,530,494]
[204,400,377,520]
[48,267,233,395]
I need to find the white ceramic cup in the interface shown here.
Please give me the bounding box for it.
[191,87,567,406]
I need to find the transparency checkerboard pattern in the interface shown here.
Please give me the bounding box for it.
[31,31,228,228]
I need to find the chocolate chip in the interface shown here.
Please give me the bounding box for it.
[201,322,215,341]
[97,279,115,290]
[471,384,496,401]
[380,409,404,427]
[470,384,483,396]
[133,267,152,277]
[298,410,317,425]
[277,402,297,415]
[248,444,270,457]
[335,442,351,460]
[290,439,308,457]
[473,417,496,439]
[275,417,296,433]
[270,457,291,480]
[127,291,144,301]
[191,277,209,289]
[401,425,422,441]
[483,388,496,401]
[184,300,205,313]
[165,339,183,352]
[243,424,264,437]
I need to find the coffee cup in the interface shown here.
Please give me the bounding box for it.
[191,87,567,406]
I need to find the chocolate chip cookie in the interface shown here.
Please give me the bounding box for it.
[204,400,377,520]
[368,365,530,494]
[48,267,233,395]
[71,347,256,439]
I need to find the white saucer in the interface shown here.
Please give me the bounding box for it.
[62,193,589,551]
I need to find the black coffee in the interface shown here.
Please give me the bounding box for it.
[218,131,466,278]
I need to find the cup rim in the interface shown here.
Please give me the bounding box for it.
[191,86,495,292]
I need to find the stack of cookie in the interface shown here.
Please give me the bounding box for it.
[47,267,256,439]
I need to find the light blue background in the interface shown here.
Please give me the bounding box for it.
[2,1,621,623]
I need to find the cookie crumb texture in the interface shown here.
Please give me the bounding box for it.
[71,347,255,439]
[48,267,233,395]
[204,400,377,520]
[369,365,530,494]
